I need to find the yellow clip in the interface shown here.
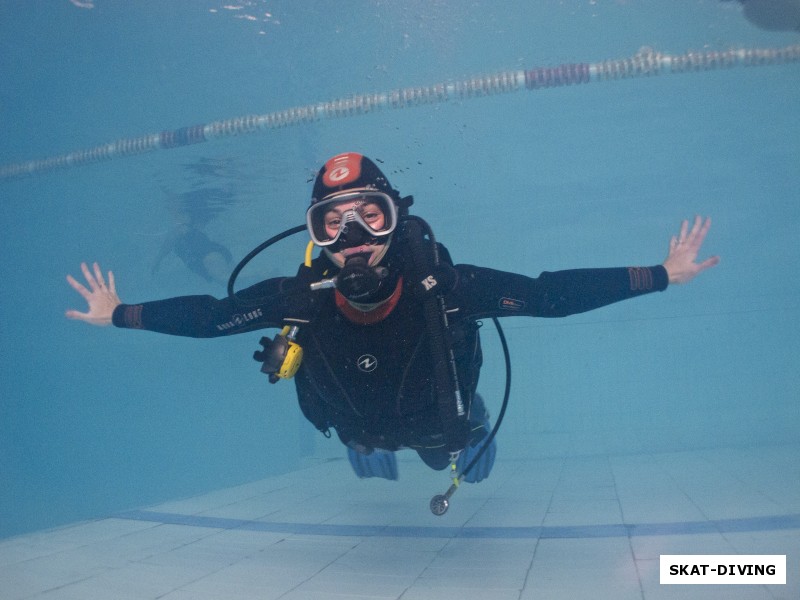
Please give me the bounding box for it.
[277,341,303,379]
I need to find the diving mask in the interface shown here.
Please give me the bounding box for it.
[306,190,398,248]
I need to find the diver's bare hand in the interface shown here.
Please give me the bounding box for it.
[663,216,720,285]
[65,262,121,326]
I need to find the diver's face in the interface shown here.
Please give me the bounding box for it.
[323,199,388,267]
[323,200,386,240]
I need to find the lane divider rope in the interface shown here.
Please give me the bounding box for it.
[2,45,798,181]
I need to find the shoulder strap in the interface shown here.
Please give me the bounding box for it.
[400,218,469,452]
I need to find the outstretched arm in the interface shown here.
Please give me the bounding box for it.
[662,216,720,284]
[66,262,122,326]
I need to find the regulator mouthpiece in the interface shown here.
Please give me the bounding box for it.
[336,254,387,301]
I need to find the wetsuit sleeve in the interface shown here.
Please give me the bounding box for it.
[111,277,296,338]
[452,264,668,319]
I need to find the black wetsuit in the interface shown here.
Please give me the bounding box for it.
[114,243,668,462]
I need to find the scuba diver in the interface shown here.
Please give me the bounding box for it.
[151,187,235,287]
[151,221,233,286]
[66,152,719,489]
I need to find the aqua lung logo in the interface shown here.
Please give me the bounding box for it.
[357,354,378,372]
[216,309,263,331]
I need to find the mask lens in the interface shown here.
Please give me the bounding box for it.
[307,192,397,246]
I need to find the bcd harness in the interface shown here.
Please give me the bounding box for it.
[249,216,471,453]
[228,216,511,514]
